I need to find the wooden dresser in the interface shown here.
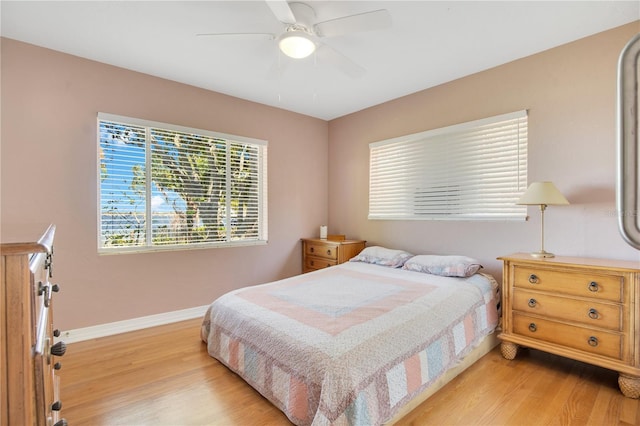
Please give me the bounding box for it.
[1,225,67,425]
[301,238,366,273]
[498,253,640,398]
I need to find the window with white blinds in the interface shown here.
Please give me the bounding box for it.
[98,113,268,253]
[369,110,527,220]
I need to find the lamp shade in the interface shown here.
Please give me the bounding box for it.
[517,181,569,206]
[278,31,316,59]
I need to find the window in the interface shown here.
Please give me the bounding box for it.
[98,113,267,253]
[369,110,527,220]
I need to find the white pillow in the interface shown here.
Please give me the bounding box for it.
[349,246,413,268]
[403,255,482,277]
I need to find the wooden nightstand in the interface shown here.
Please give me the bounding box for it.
[301,238,366,273]
[498,253,640,398]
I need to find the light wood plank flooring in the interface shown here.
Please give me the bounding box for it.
[60,319,640,425]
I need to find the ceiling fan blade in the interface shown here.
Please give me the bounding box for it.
[196,32,275,40]
[316,44,365,79]
[265,0,296,24]
[315,9,391,38]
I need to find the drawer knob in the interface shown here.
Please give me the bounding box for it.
[528,298,537,308]
[53,419,68,426]
[588,336,599,347]
[310,247,315,253]
[588,308,599,320]
[45,252,53,277]
[528,274,539,284]
[588,281,599,292]
[326,249,332,256]
[51,400,62,411]
[310,260,314,266]
[54,362,62,370]
[51,341,66,357]
[528,323,537,332]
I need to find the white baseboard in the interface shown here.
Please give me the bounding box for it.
[59,305,209,344]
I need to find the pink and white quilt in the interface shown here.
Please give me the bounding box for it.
[201,261,499,425]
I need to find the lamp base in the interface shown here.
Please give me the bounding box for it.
[530,250,555,258]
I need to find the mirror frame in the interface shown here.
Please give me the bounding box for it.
[617,33,640,250]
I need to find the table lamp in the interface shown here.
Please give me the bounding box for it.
[517,181,569,258]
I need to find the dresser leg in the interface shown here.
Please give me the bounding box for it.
[618,374,640,398]
[500,342,518,360]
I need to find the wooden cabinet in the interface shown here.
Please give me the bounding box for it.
[301,238,366,273]
[498,253,640,398]
[1,225,66,425]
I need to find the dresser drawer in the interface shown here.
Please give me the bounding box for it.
[513,313,622,360]
[513,288,623,331]
[304,256,337,271]
[305,243,339,260]
[514,266,623,302]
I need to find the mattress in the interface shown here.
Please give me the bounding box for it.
[201,261,500,425]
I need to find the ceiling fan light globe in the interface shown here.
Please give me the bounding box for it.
[279,32,316,59]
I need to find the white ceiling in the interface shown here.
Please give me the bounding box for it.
[1,1,638,120]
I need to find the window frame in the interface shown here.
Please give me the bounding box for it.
[368,110,528,221]
[97,112,268,254]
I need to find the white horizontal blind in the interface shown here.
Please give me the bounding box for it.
[98,113,267,253]
[99,120,148,247]
[369,111,527,220]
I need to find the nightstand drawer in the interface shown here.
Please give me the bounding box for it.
[513,314,622,360]
[301,238,366,274]
[305,243,338,260]
[304,257,337,271]
[513,289,623,330]
[514,266,623,302]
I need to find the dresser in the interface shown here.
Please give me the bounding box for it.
[498,253,640,398]
[1,225,67,425]
[301,238,366,273]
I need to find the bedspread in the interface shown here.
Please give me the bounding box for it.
[201,262,499,425]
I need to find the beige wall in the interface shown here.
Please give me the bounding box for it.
[3,22,640,331]
[327,22,640,280]
[0,38,329,330]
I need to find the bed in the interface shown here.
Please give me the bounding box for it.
[201,248,500,425]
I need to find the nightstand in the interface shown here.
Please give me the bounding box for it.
[498,253,640,398]
[301,238,366,273]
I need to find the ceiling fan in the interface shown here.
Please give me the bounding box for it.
[197,0,392,78]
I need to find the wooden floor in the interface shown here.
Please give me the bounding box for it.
[60,318,640,425]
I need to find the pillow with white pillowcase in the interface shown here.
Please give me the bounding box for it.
[402,255,483,277]
[349,246,414,268]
